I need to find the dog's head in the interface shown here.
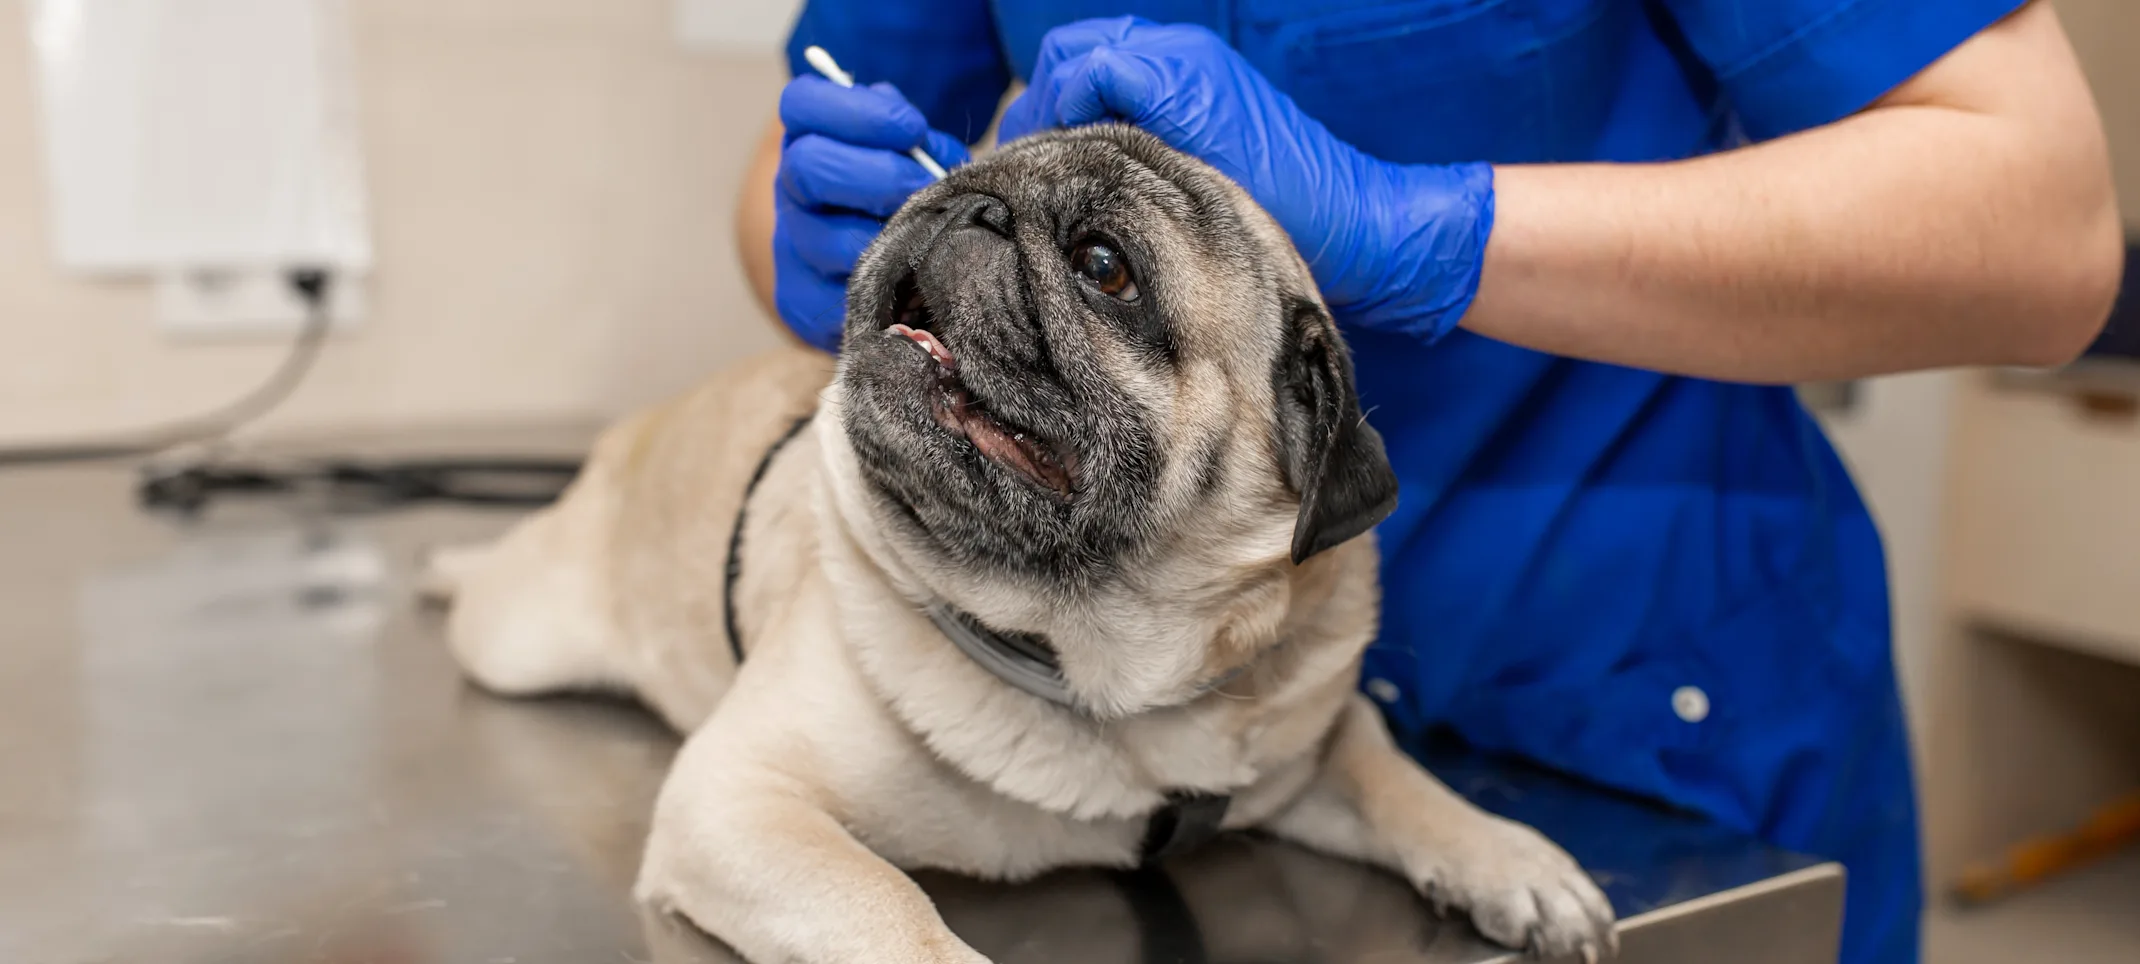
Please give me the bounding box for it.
[825,125,1395,710]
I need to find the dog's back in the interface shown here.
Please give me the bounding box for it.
[431,345,833,731]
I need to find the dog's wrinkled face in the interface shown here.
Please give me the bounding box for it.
[835,125,1395,593]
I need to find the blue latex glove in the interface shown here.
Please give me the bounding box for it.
[999,18,1494,342]
[774,76,969,351]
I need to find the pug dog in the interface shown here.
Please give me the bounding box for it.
[427,124,1615,964]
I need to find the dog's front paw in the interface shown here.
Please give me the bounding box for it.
[1409,814,1616,961]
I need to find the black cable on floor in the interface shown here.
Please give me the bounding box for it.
[137,455,582,516]
[1,267,586,515]
[0,267,338,468]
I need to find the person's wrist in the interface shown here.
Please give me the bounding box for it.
[1320,159,1495,343]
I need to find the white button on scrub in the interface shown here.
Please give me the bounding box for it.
[1366,678,1402,704]
[1672,685,1710,723]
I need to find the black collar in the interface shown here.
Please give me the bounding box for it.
[930,606,1258,717]
[723,415,813,665]
[1138,791,1232,864]
[722,413,1231,864]
[925,604,1234,863]
[925,604,1081,709]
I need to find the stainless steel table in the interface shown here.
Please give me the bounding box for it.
[0,454,1842,964]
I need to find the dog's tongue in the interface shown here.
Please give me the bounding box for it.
[888,324,956,371]
[891,321,1073,499]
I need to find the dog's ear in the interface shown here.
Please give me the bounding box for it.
[1272,298,1399,565]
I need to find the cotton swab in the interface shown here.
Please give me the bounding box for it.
[802,45,949,180]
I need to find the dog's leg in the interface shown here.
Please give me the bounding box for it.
[1263,696,1616,961]
[414,542,491,604]
[637,753,990,964]
[438,503,627,699]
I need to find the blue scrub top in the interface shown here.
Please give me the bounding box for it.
[787,3,2026,962]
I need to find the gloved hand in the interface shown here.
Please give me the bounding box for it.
[999,18,1493,341]
[774,76,969,351]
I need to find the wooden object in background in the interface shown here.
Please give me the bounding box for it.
[1951,791,2140,905]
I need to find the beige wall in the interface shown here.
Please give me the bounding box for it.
[0,1,2127,452]
[2061,0,2140,222]
[0,0,789,447]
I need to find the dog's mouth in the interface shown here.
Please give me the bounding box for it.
[881,275,1076,500]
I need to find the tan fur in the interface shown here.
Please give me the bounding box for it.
[433,128,1612,961]
[433,348,1614,964]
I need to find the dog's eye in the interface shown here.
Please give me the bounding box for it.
[1071,242,1140,303]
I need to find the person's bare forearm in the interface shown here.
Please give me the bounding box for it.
[738,118,783,324]
[1462,1,2122,383]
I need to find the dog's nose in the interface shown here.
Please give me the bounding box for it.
[950,194,1013,239]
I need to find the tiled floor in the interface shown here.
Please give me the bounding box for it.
[1923,847,2140,963]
